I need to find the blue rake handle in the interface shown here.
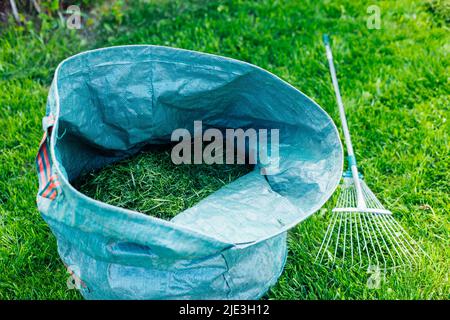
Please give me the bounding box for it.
[323,34,366,209]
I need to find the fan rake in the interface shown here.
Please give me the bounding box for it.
[315,35,423,270]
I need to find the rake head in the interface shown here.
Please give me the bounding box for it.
[316,176,422,270]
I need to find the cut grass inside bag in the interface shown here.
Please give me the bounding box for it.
[73,148,253,220]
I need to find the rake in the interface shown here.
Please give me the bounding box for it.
[315,35,422,270]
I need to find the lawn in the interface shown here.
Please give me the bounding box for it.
[0,0,448,299]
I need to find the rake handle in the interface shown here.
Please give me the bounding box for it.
[323,34,367,209]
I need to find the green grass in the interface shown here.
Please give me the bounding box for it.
[0,0,449,299]
[73,149,252,220]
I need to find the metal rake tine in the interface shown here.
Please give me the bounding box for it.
[361,180,383,208]
[385,215,425,261]
[333,212,344,266]
[387,215,424,255]
[381,215,417,263]
[361,213,380,267]
[357,212,371,267]
[362,180,424,266]
[360,180,412,269]
[350,212,354,265]
[372,214,397,269]
[316,209,339,263]
[366,213,387,271]
[354,212,363,266]
[343,212,348,261]
[376,214,411,267]
[375,214,404,268]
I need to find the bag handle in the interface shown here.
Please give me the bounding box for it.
[36,114,60,200]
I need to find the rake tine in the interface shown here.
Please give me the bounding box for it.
[377,215,410,267]
[343,211,348,261]
[362,213,380,267]
[334,212,344,266]
[365,214,383,270]
[381,216,415,263]
[361,180,419,268]
[350,212,354,265]
[316,210,338,263]
[387,215,425,257]
[372,214,396,269]
[375,215,402,268]
[385,215,422,262]
[354,212,362,267]
[357,212,371,267]
[316,206,342,264]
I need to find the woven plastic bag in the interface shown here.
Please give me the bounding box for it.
[36,46,343,299]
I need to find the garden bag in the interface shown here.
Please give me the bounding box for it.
[36,45,343,299]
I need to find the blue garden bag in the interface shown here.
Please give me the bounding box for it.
[36,46,343,299]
